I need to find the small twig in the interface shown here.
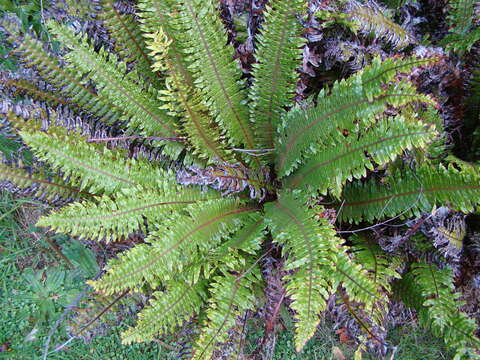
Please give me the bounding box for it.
[75,290,129,337]
[87,136,185,143]
[152,339,177,351]
[231,148,274,156]
[32,231,73,269]
[42,287,88,360]
[49,290,129,355]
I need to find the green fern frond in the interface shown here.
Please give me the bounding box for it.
[192,268,260,360]
[90,199,259,294]
[3,79,68,107]
[98,0,158,86]
[447,0,477,35]
[285,115,436,196]
[275,56,435,177]
[122,280,206,344]
[249,0,305,152]
[213,213,265,255]
[403,263,480,359]
[174,0,255,151]
[12,34,122,124]
[350,235,402,292]
[5,0,477,355]
[0,163,93,201]
[265,191,378,351]
[442,0,480,54]
[37,183,213,242]
[47,22,181,153]
[17,118,164,194]
[334,252,380,310]
[443,28,480,55]
[340,163,480,223]
[347,0,415,49]
[350,235,402,324]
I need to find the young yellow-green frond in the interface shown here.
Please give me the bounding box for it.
[91,199,259,294]
[37,184,212,242]
[284,115,436,196]
[174,0,255,150]
[192,269,260,360]
[249,0,305,152]
[122,280,206,344]
[275,57,435,177]
[138,0,195,87]
[148,29,232,163]
[340,164,480,223]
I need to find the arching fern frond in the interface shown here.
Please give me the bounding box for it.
[137,0,194,87]
[249,0,305,153]
[192,268,260,360]
[90,199,259,294]
[265,191,378,351]
[37,183,213,242]
[0,163,94,201]
[339,164,480,223]
[12,34,123,124]
[16,116,163,194]
[401,263,480,359]
[275,56,435,177]
[3,79,68,107]
[350,235,402,324]
[47,22,181,153]
[122,280,206,344]
[285,115,436,196]
[442,0,480,54]
[98,0,158,86]
[148,29,231,163]
[447,0,477,35]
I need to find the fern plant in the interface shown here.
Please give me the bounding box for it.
[442,0,480,54]
[2,0,480,358]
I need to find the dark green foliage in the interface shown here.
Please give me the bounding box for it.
[399,263,480,359]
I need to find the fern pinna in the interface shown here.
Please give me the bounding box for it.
[1,0,480,358]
